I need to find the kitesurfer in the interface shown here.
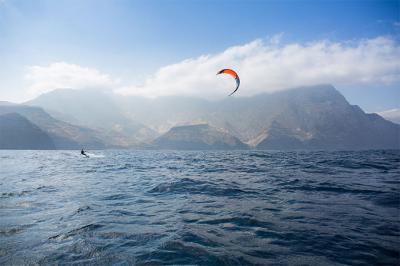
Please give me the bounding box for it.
[81,149,89,158]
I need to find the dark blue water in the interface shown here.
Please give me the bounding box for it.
[1,150,399,265]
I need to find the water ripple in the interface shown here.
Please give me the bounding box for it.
[0,149,399,265]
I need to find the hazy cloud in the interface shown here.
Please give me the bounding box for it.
[377,108,400,124]
[26,62,118,97]
[117,36,400,98]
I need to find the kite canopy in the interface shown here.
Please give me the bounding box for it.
[217,69,240,96]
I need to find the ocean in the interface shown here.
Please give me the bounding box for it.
[1,150,399,265]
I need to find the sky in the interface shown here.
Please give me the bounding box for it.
[0,0,399,112]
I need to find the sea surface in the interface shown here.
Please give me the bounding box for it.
[0,150,399,265]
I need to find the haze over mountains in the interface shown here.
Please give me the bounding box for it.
[1,84,399,150]
[378,109,400,125]
[0,113,55,150]
[0,103,106,149]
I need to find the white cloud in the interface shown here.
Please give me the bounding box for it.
[116,36,400,98]
[24,36,400,100]
[25,62,118,97]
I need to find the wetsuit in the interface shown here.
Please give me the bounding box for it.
[81,149,89,157]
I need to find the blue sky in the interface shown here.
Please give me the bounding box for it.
[0,0,399,112]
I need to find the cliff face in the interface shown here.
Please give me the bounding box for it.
[0,113,56,150]
[254,86,400,150]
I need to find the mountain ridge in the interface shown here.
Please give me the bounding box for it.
[153,124,248,150]
[0,112,56,150]
[0,103,106,149]
[8,84,399,150]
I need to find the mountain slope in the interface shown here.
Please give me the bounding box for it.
[27,89,157,145]
[254,87,400,150]
[153,124,248,150]
[0,104,106,149]
[0,113,56,150]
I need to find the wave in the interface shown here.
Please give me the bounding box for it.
[49,223,103,241]
[148,177,257,197]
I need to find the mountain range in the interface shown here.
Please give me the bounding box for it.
[0,112,55,150]
[0,103,106,149]
[1,84,398,150]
